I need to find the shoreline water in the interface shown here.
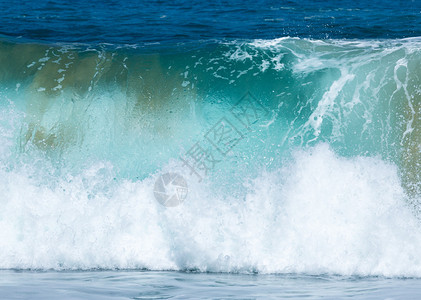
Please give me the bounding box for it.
[2,270,421,299]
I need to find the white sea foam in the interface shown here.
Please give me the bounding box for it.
[0,141,420,276]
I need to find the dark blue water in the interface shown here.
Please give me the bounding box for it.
[1,0,420,44]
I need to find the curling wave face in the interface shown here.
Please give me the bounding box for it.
[0,37,420,275]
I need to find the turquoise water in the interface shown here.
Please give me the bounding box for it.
[0,37,420,298]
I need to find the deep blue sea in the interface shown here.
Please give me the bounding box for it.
[1,0,421,43]
[0,0,420,299]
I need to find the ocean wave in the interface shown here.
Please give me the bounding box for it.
[0,37,419,275]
